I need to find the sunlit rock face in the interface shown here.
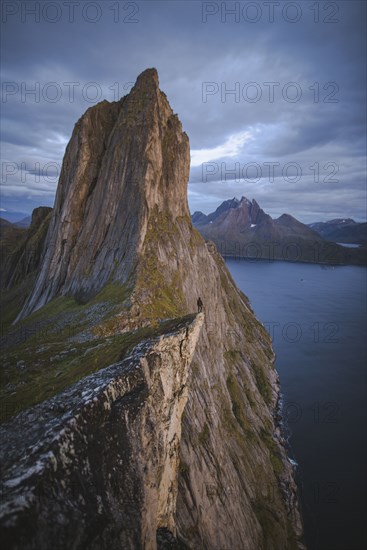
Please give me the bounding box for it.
[4,69,305,549]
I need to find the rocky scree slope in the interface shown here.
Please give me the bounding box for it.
[1,69,304,549]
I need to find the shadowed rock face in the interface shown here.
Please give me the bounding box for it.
[3,69,305,549]
[0,207,52,290]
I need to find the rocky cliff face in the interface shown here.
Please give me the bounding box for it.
[1,69,305,548]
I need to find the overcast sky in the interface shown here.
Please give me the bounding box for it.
[1,0,366,223]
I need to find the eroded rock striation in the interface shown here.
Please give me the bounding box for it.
[2,69,305,549]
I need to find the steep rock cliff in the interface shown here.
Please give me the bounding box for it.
[0,315,203,549]
[2,69,304,549]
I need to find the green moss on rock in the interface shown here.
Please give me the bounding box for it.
[136,207,186,320]
[250,361,272,405]
[226,373,249,432]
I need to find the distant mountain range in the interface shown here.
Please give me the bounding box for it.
[308,219,367,246]
[14,216,32,228]
[192,197,367,265]
[0,210,31,225]
[0,217,13,231]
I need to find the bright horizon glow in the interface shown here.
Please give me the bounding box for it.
[190,131,253,167]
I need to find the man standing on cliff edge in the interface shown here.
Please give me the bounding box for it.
[197,297,203,313]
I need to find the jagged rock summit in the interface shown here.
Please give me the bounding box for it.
[2,69,305,549]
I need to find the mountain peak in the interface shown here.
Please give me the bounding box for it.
[133,67,160,95]
[277,213,296,222]
[136,67,159,84]
[240,196,251,205]
[18,68,190,318]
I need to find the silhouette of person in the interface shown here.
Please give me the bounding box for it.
[197,297,203,313]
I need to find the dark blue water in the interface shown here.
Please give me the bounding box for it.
[226,259,367,550]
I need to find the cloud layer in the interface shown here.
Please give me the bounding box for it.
[1,0,366,223]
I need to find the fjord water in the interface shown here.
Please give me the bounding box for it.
[226,259,367,550]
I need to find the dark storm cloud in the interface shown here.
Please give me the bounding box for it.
[0,0,366,222]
